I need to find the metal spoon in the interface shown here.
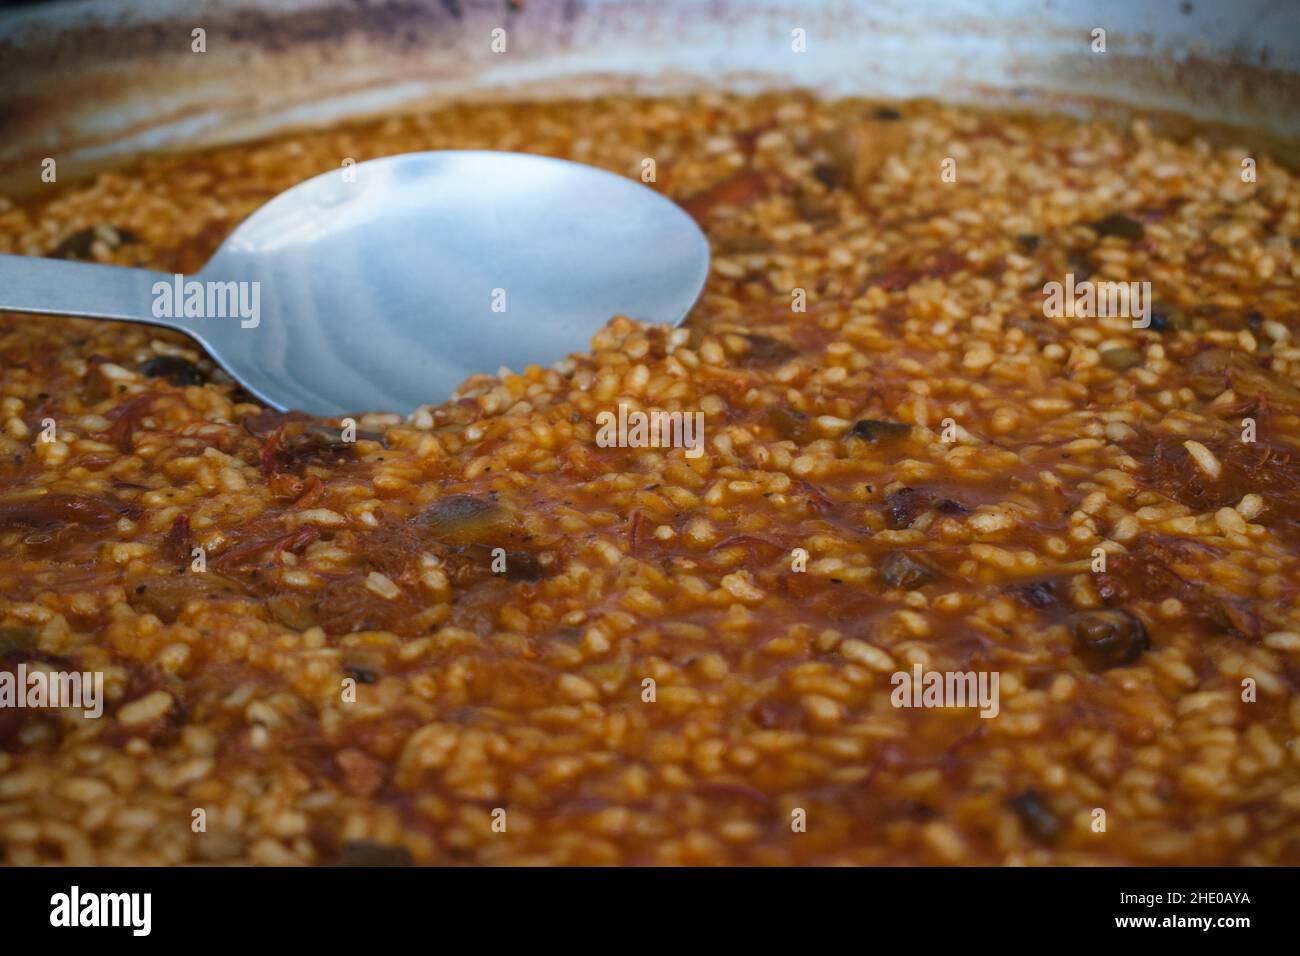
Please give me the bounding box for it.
[0,151,710,417]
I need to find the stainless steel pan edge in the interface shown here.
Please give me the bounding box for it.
[0,0,1297,198]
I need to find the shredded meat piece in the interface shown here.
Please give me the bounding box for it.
[1095,534,1259,639]
[210,524,320,571]
[1130,432,1300,546]
[0,492,138,528]
[682,169,777,220]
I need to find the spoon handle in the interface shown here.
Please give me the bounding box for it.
[0,254,177,327]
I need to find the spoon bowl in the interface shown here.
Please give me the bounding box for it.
[0,151,711,416]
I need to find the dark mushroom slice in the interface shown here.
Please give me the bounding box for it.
[740,333,798,365]
[343,664,379,685]
[879,551,938,589]
[1147,304,1192,333]
[815,117,912,199]
[139,355,209,387]
[812,162,841,190]
[1008,580,1060,610]
[417,494,519,546]
[0,626,38,657]
[48,224,140,261]
[1066,608,1150,670]
[766,406,814,444]
[262,422,360,475]
[1064,249,1098,283]
[1009,789,1063,844]
[1190,348,1300,406]
[884,486,932,529]
[848,419,912,443]
[129,573,247,624]
[1099,347,1144,371]
[794,191,839,228]
[714,232,775,254]
[499,549,544,582]
[451,542,546,582]
[1089,213,1146,241]
[1184,348,1234,399]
